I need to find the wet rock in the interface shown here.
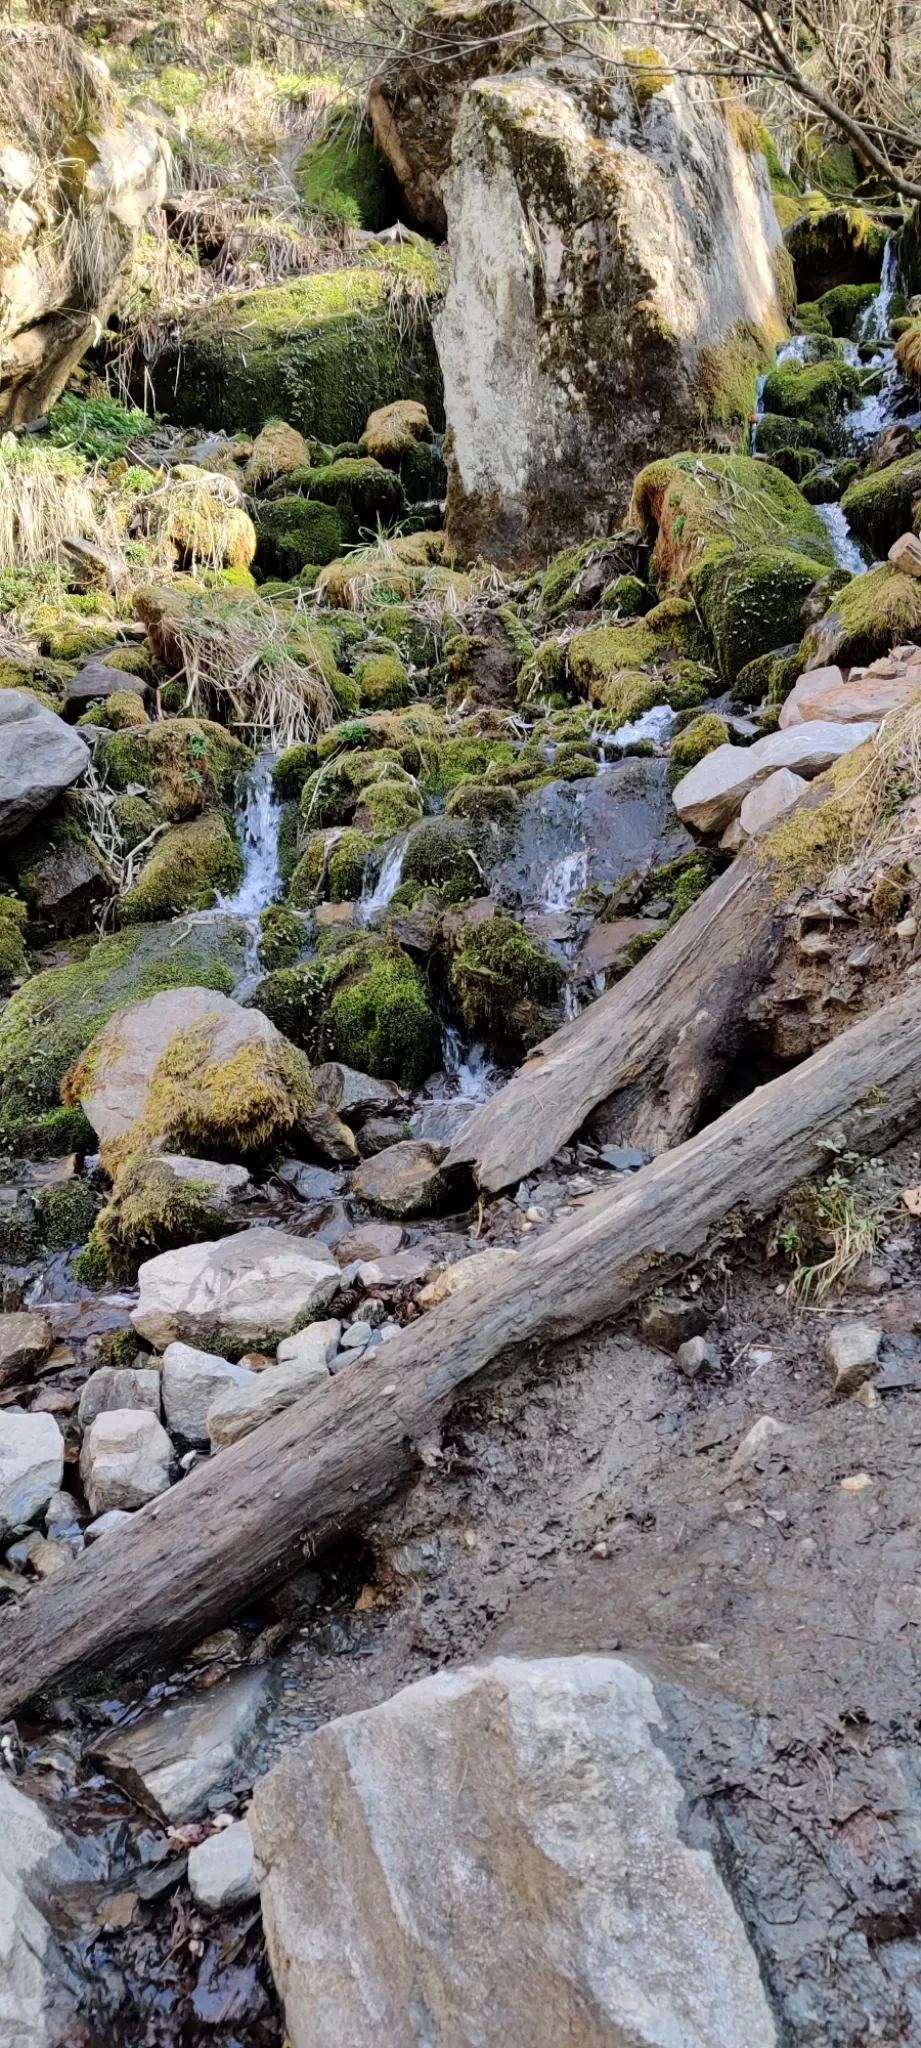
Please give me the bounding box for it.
[0,1312,51,1387]
[312,1062,401,1124]
[491,761,689,911]
[79,1408,172,1515]
[598,1145,648,1172]
[825,1322,882,1397]
[0,693,91,844]
[356,1115,410,1157]
[65,656,148,711]
[90,1668,270,1823]
[0,1773,85,2044]
[336,1223,403,1264]
[639,1297,708,1353]
[418,1246,517,1309]
[276,1162,343,1202]
[0,1413,64,1537]
[739,768,807,837]
[132,1227,342,1354]
[77,1365,161,1430]
[253,1656,777,2048]
[85,1508,134,1542]
[188,1820,262,1912]
[161,1343,256,1446]
[672,722,877,833]
[17,833,109,936]
[207,1351,332,1450]
[351,1140,449,1217]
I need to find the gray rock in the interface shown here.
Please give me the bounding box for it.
[341,1320,372,1350]
[65,656,147,707]
[275,1320,341,1370]
[90,1668,270,1823]
[79,1408,172,1515]
[188,1819,262,1912]
[351,1139,448,1218]
[85,1507,135,1542]
[16,833,108,936]
[161,1343,255,1446]
[277,1161,343,1201]
[312,1061,400,1123]
[252,1656,777,2048]
[639,1296,709,1354]
[157,1155,250,1212]
[675,1334,719,1379]
[356,1115,410,1157]
[0,693,90,844]
[0,1773,85,2045]
[132,1227,342,1354]
[739,767,808,837]
[0,1413,64,1537]
[0,1313,51,1388]
[208,1351,331,1450]
[336,1223,403,1264]
[77,1365,161,1430]
[825,1322,882,1397]
[672,722,876,834]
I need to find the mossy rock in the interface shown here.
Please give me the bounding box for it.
[567,599,711,714]
[272,742,319,802]
[812,282,879,338]
[355,778,424,839]
[250,962,327,1056]
[92,1154,234,1277]
[0,894,28,991]
[732,644,802,707]
[784,201,888,301]
[279,457,406,539]
[98,718,252,822]
[693,546,831,683]
[601,574,654,614]
[447,912,564,1051]
[34,1178,101,1252]
[799,562,921,669]
[120,814,243,924]
[840,451,921,556]
[255,496,343,576]
[760,356,861,436]
[445,780,520,826]
[0,921,246,1155]
[630,452,834,591]
[668,714,729,784]
[156,258,444,447]
[105,690,149,731]
[258,904,307,971]
[296,107,396,230]
[424,734,516,795]
[328,828,373,902]
[355,651,412,709]
[326,943,440,1087]
[401,817,482,900]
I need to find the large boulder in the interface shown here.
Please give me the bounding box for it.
[252,1655,777,2048]
[0,694,89,843]
[436,63,789,560]
[0,26,168,425]
[64,984,351,1168]
[672,719,877,833]
[132,1227,342,1355]
[0,1774,85,2045]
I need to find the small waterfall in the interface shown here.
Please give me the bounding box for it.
[218,752,280,916]
[858,235,899,343]
[358,835,406,923]
[441,1027,497,1101]
[815,501,868,574]
[610,704,676,751]
[541,848,588,912]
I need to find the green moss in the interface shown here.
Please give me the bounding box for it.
[328,828,373,900]
[327,943,440,1086]
[400,817,481,899]
[357,778,423,838]
[281,457,406,539]
[272,742,319,801]
[72,1232,110,1290]
[567,598,711,711]
[799,562,921,669]
[35,1178,101,1251]
[93,1155,230,1277]
[112,795,161,852]
[105,691,148,731]
[668,714,729,784]
[623,44,671,105]
[755,413,830,460]
[425,735,515,795]
[695,320,781,439]
[814,282,879,337]
[761,356,861,434]
[120,814,243,924]
[601,574,654,614]
[692,546,831,683]
[159,258,444,447]
[0,923,244,1153]
[448,912,564,1048]
[355,651,411,709]
[296,107,393,230]
[250,962,327,1054]
[256,496,343,575]
[840,451,921,555]
[98,719,251,822]
[445,781,520,826]
[630,452,833,592]
[733,645,802,707]
[759,126,799,196]
[258,904,306,971]
[0,903,27,990]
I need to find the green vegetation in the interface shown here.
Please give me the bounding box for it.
[448,913,564,1049]
[669,714,729,783]
[327,943,440,1085]
[120,814,243,923]
[695,545,830,682]
[840,451,921,556]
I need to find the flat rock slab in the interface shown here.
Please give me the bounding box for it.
[252,1656,777,2048]
[350,1139,448,1217]
[672,720,877,833]
[132,1226,342,1354]
[491,760,691,909]
[783,671,921,726]
[65,656,147,706]
[91,1668,270,1824]
[0,1773,85,2045]
[0,691,89,844]
[161,1342,256,1445]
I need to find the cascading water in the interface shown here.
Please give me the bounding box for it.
[217,751,280,916]
[858,236,899,343]
[541,848,588,912]
[814,501,868,575]
[358,835,407,923]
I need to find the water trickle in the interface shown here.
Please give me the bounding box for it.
[610,704,676,751]
[541,848,588,912]
[218,752,280,916]
[815,501,868,574]
[858,235,899,343]
[440,1027,498,1101]
[358,835,407,923]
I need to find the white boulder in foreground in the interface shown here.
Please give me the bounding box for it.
[252,1655,777,2048]
[672,721,876,833]
[132,1227,341,1352]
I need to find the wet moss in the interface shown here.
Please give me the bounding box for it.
[296,107,393,230]
[668,714,729,784]
[401,817,481,899]
[355,651,412,709]
[258,904,306,971]
[327,943,440,1086]
[249,962,327,1055]
[733,644,802,707]
[695,321,780,440]
[693,545,831,682]
[255,496,343,575]
[813,282,879,337]
[601,574,654,614]
[356,778,424,838]
[120,814,243,924]
[93,1155,231,1277]
[99,719,251,822]
[840,451,921,556]
[448,912,564,1048]
[280,457,406,538]
[761,356,861,435]
[328,828,373,901]
[35,1178,101,1251]
[799,562,921,669]
[112,795,160,852]
[272,742,319,801]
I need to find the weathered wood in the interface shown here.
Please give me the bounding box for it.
[445,852,783,1191]
[1,981,919,1716]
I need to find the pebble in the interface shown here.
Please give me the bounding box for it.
[824,1323,881,1398]
[85,1508,135,1542]
[675,1335,719,1379]
[342,1321,372,1350]
[188,1819,262,1912]
[840,1472,873,1492]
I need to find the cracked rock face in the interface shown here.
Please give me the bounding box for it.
[252,1654,777,2048]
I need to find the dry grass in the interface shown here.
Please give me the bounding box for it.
[174,595,338,748]
[0,435,99,568]
[760,696,921,898]
[771,1155,894,1302]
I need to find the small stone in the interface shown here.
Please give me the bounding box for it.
[342,1320,372,1350]
[351,1140,448,1218]
[675,1335,718,1379]
[277,1161,343,1202]
[840,1471,873,1492]
[79,1409,172,1515]
[889,532,921,579]
[850,1259,891,1294]
[725,1415,784,1480]
[639,1297,708,1354]
[29,1537,71,1580]
[896,915,918,940]
[739,768,806,837]
[161,1343,256,1447]
[188,1819,262,1912]
[85,1508,135,1542]
[90,1669,270,1824]
[275,1320,341,1371]
[0,1412,65,1537]
[336,1223,403,1265]
[598,1146,648,1172]
[417,1248,517,1311]
[824,1322,881,1397]
[0,1312,52,1388]
[356,1251,432,1288]
[748,1347,773,1369]
[78,1365,161,1430]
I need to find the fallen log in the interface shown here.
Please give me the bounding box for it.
[445,851,783,1191]
[1,978,919,1715]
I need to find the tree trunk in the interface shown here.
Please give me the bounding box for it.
[1,980,919,1717]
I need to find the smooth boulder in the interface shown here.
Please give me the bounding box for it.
[672,721,877,833]
[132,1227,342,1354]
[252,1655,777,2048]
[0,1413,64,1538]
[350,1139,448,1217]
[79,1408,172,1515]
[161,1342,256,1445]
[0,1774,84,2045]
[0,1313,51,1388]
[0,693,90,844]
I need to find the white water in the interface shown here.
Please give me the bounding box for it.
[540,848,588,912]
[358,834,406,922]
[611,703,676,750]
[858,236,899,342]
[218,751,280,915]
[815,501,868,573]
[440,1026,498,1101]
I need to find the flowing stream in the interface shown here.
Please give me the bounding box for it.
[218,751,280,915]
[358,834,407,922]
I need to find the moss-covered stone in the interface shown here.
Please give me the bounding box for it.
[400,817,481,899]
[35,1178,101,1251]
[601,573,654,614]
[799,562,921,669]
[0,894,28,991]
[255,495,343,575]
[693,545,831,682]
[258,904,306,971]
[445,780,520,826]
[732,644,802,707]
[296,107,395,230]
[328,828,373,901]
[448,912,564,1048]
[327,942,440,1086]
[813,281,880,337]
[105,690,149,731]
[566,598,711,713]
[249,962,327,1055]
[99,718,252,822]
[784,201,888,302]
[279,457,406,539]
[630,452,833,591]
[840,451,921,556]
[356,778,424,838]
[354,650,412,709]
[761,356,861,435]
[120,814,243,924]
[0,921,245,1154]
[668,714,729,783]
[92,1154,233,1277]
[272,742,319,802]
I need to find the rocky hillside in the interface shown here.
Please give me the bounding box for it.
[3,6,921,2046]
